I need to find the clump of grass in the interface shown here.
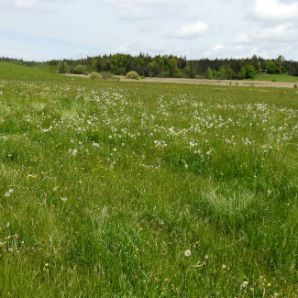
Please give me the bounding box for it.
[89,72,102,80]
[294,83,297,88]
[126,71,140,80]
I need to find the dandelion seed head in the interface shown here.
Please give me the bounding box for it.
[184,249,192,257]
[241,281,249,289]
[4,189,14,197]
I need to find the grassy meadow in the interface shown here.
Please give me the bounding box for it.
[254,73,298,83]
[0,62,297,297]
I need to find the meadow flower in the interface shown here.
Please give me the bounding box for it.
[206,149,213,156]
[154,140,168,149]
[92,142,100,148]
[41,126,52,133]
[68,149,78,156]
[243,138,252,146]
[241,281,249,289]
[184,249,192,257]
[4,189,14,197]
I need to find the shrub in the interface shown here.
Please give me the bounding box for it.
[89,72,102,80]
[73,64,88,75]
[100,72,113,80]
[294,84,297,89]
[126,71,140,80]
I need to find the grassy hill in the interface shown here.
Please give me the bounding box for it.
[0,62,61,81]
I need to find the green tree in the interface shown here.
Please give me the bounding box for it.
[266,60,277,74]
[57,61,69,74]
[185,62,196,78]
[225,66,235,80]
[148,61,159,77]
[73,64,88,74]
[217,66,226,80]
[238,66,247,79]
[206,67,214,79]
[168,57,180,77]
[245,65,256,79]
[275,55,285,74]
[238,65,256,79]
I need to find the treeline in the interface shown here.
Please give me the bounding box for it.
[2,54,298,79]
[0,57,41,67]
[48,54,298,79]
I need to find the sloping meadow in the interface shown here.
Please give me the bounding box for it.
[0,78,297,297]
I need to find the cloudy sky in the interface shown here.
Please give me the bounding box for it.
[0,0,298,61]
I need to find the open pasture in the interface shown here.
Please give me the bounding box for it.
[0,64,297,297]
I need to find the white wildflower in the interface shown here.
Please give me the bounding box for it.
[206,148,213,156]
[92,142,100,148]
[68,149,78,156]
[241,281,249,289]
[184,249,192,257]
[4,189,14,197]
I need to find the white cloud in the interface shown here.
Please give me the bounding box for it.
[203,43,226,57]
[109,0,167,5]
[258,24,289,39]
[15,0,36,7]
[0,0,70,10]
[233,23,298,45]
[0,0,297,60]
[107,0,172,11]
[212,44,225,52]
[233,33,252,45]
[173,21,209,39]
[254,0,298,20]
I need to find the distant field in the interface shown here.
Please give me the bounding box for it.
[0,62,61,81]
[254,73,298,83]
[120,76,298,88]
[0,63,297,297]
[65,72,298,89]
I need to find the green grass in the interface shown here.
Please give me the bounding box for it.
[0,62,61,81]
[0,63,297,297]
[254,73,298,83]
